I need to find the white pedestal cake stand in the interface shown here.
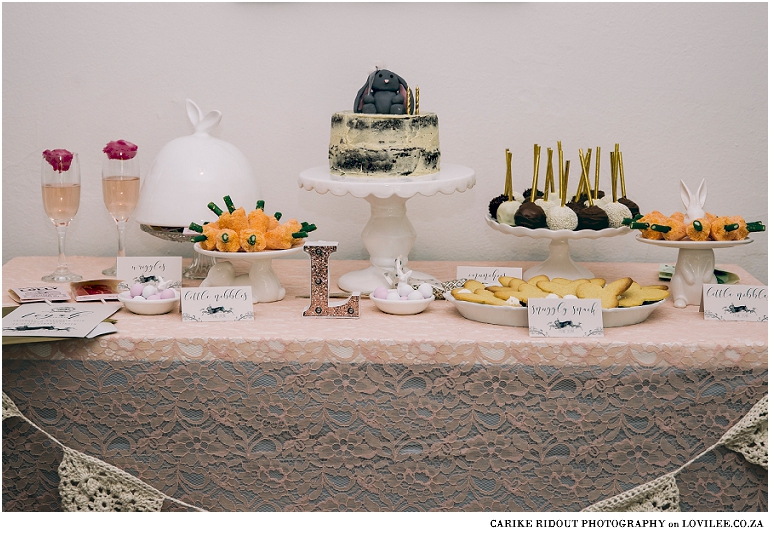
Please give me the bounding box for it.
[485,216,632,280]
[194,243,304,303]
[636,236,753,308]
[299,164,476,294]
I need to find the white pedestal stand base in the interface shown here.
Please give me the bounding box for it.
[523,238,596,280]
[485,216,632,281]
[299,164,475,294]
[636,237,753,308]
[194,244,303,303]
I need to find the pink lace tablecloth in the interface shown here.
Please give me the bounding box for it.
[3,256,767,511]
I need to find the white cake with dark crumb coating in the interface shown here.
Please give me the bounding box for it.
[329,111,440,178]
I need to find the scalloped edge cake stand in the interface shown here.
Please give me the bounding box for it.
[194,243,304,303]
[299,164,476,293]
[485,216,633,280]
[636,236,753,308]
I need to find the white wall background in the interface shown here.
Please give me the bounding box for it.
[3,2,767,283]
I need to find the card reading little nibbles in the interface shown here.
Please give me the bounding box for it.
[181,286,254,322]
[702,284,767,322]
[117,257,183,287]
[527,298,603,338]
[456,267,523,286]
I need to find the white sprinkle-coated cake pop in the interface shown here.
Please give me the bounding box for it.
[496,200,521,225]
[534,198,556,214]
[546,205,578,230]
[603,202,633,228]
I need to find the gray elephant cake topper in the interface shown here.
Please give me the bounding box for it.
[354,68,414,115]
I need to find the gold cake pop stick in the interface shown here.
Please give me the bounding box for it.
[575,149,587,200]
[562,160,570,206]
[618,151,627,198]
[544,148,554,202]
[579,149,593,206]
[594,146,601,199]
[557,141,564,201]
[415,86,420,115]
[610,151,618,202]
[504,149,513,200]
[530,144,541,203]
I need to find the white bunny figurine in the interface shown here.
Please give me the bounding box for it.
[680,178,707,224]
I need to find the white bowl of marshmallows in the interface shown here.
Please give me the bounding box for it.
[118,280,180,315]
[370,282,435,315]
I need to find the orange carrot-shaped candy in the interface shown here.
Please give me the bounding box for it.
[247,200,271,234]
[686,218,711,241]
[240,229,266,252]
[216,229,241,252]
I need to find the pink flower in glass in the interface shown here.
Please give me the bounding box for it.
[103,139,138,160]
[42,149,74,172]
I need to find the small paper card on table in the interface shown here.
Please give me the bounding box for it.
[181,286,254,322]
[702,284,767,322]
[456,266,523,285]
[117,257,183,286]
[2,302,121,338]
[8,286,70,304]
[71,280,121,302]
[527,298,604,337]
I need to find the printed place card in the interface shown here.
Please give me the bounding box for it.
[8,286,70,304]
[702,284,767,322]
[117,257,183,287]
[527,298,604,338]
[181,286,254,322]
[2,302,121,338]
[456,266,523,285]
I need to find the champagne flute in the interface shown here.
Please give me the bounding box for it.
[41,149,82,282]
[101,140,140,276]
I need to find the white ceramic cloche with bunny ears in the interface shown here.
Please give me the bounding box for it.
[134,99,261,228]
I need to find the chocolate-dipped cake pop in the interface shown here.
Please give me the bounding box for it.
[514,145,547,229]
[576,205,610,230]
[575,149,609,230]
[514,201,547,228]
[490,148,524,222]
[489,194,507,219]
[615,148,640,217]
[618,197,640,218]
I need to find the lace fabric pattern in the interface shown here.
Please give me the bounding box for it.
[3,354,767,512]
[2,258,767,511]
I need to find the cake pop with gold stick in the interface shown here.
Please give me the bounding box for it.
[535,148,557,214]
[546,159,578,230]
[616,146,640,217]
[601,148,633,228]
[514,145,547,228]
[494,149,523,225]
[575,149,609,230]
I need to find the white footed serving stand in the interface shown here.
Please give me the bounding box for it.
[486,216,632,280]
[299,164,475,294]
[194,243,303,303]
[636,236,753,308]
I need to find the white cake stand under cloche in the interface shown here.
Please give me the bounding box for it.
[299,164,475,294]
[486,215,632,280]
